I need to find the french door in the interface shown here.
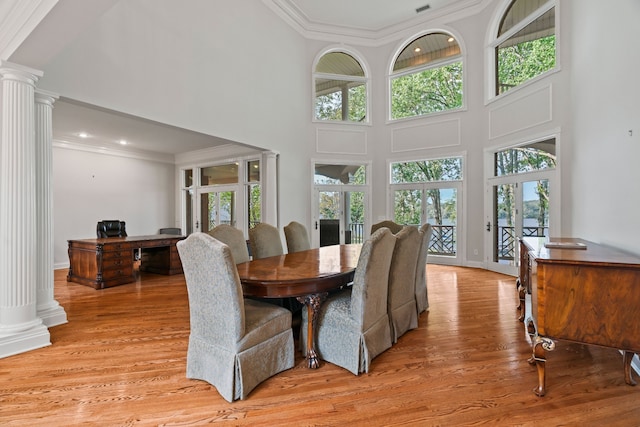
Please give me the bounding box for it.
[486,172,557,276]
[391,182,462,265]
[312,186,367,247]
[195,186,237,233]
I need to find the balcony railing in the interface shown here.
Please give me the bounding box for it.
[348,223,456,257]
[497,226,548,260]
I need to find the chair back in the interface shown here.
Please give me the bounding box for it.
[388,225,421,341]
[284,221,311,253]
[208,224,250,264]
[249,223,284,259]
[415,223,433,313]
[370,220,403,235]
[97,220,127,238]
[351,227,396,329]
[177,233,244,346]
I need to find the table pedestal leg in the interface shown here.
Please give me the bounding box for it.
[297,292,327,369]
[623,351,638,386]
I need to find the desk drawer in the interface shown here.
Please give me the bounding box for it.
[101,266,134,280]
[102,257,131,269]
[103,242,133,251]
[102,250,132,260]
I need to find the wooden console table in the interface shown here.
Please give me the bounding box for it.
[67,235,184,289]
[517,237,640,396]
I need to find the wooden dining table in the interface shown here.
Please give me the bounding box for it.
[236,244,362,368]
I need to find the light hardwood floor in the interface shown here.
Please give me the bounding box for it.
[1,265,639,426]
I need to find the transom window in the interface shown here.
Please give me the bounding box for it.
[314,51,368,123]
[494,139,556,176]
[390,32,463,120]
[494,0,556,95]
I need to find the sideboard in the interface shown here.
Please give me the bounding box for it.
[67,235,184,289]
[518,237,640,396]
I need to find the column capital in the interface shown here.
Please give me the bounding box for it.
[0,60,43,85]
[35,89,59,106]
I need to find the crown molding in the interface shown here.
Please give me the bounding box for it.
[0,0,57,60]
[263,0,493,47]
[53,139,176,165]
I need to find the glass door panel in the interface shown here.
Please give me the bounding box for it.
[493,183,516,265]
[318,191,340,246]
[522,180,549,238]
[197,189,236,233]
[426,188,457,258]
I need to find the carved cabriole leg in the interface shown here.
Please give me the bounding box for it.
[297,292,328,369]
[529,336,556,397]
[623,351,638,386]
[516,278,526,322]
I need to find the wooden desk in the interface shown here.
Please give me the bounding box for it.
[67,235,184,289]
[236,244,361,368]
[518,237,640,396]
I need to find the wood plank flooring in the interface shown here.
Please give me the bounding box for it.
[1,265,639,426]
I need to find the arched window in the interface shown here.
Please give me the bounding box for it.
[390,32,463,120]
[493,0,556,95]
[314,51,368,123]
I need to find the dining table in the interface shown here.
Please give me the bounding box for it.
[236,244,362,368]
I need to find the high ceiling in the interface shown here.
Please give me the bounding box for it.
[9,0,475,158]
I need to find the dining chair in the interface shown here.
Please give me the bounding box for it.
[208,224,250,264]
[284,221,311,253]
[301,227,396,375]
[370,220,403,235]
[176,233,294,402]
[387,225,420,343]
[415,223,433,314]
[248,223,284,259]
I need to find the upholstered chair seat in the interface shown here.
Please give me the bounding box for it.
[249,223,284,259]
[284,221,311,253]
[415,223,433,314]
[301,227,396,375]
[208,224,250,264]
[177,233,294,402]
[388,225,421,343]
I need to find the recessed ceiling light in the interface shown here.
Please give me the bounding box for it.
[448,37,455,42]
[78,132,88,138]
[414,47,421,53]
[119,139,127,145]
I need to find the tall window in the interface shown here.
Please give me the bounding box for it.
[390,32,463,120]
[494,0,556,95]
[314,51,368,122]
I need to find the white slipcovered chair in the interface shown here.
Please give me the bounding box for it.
[415,223,433,314]
[208,224,250,264]
[388,225,421,343]
[283,221,311,253]
[301,227,396,375]
[249,223,284,259]
[176,233,294,402]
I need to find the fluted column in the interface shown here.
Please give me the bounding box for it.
[35,89,67,327]
[261,151,279,226]
[0,61,50,358]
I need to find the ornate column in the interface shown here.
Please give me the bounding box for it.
[35,89,67,327]
[261,150,279,226]
[0,61,50,358]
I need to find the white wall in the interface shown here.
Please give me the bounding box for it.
[53,147,175,268]
[568,0,640,256]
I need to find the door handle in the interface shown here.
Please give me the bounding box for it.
[486,221,491,232]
